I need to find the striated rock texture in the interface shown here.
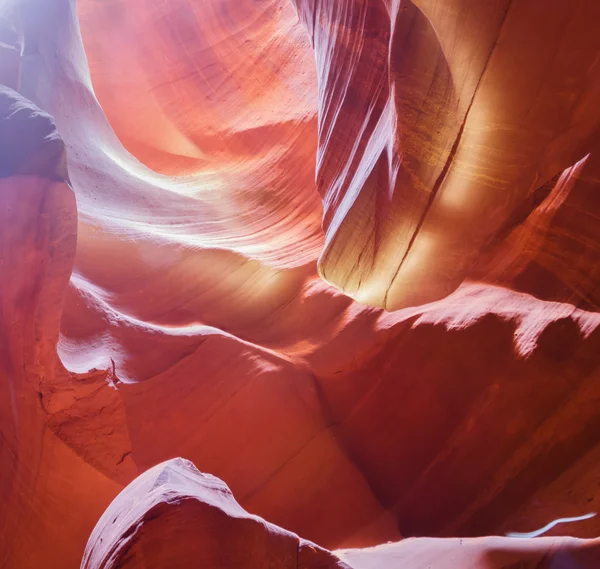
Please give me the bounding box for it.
[81,458,346,569]
[1,0,600,568]
[83,458,600,569]
[295,0,600,310]
[0,85,121,568]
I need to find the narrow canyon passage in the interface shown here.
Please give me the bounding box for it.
[1,0,600,567]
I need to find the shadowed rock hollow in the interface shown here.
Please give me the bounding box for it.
[1,0,600,567]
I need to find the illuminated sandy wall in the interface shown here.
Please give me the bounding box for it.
[1,0,600,567]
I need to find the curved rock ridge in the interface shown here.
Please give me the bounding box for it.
[72,0,323,270]
[0,84,121,569]
[82,458,347,569]
[293,0,600,310]
[83,458,600,569]
[338,535,600,569]
[1,0,600,567]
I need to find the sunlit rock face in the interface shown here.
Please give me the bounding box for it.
[1,0,600,568]
[294,0,600,310]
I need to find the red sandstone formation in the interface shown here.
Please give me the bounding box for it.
[2,0,600,567]
[293,0,600,310]
[82,459,600,569]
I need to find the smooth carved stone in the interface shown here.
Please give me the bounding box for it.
[293,0,600,310]
[83,459,600,569]
[0,84,112,569]
[338,536,600,569]
[1,0,600,567]
[81,458,347,569]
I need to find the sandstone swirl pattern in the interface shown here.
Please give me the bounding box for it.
[1,0,600,568]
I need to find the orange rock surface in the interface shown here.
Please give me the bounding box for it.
[83,459,600,569]
[1,0,600,567]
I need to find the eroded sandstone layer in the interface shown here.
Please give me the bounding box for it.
[83,459,600,569]
[1,0,600,567]
[295,0,600,310]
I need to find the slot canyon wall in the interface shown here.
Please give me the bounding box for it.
[2,0,600,567]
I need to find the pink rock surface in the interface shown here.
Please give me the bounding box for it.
[83,459,600,569]
[1,0,600,567]
[294,0,600,310]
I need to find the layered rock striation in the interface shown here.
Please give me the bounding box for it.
[83,459,600,569]
[1,0,600,567]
